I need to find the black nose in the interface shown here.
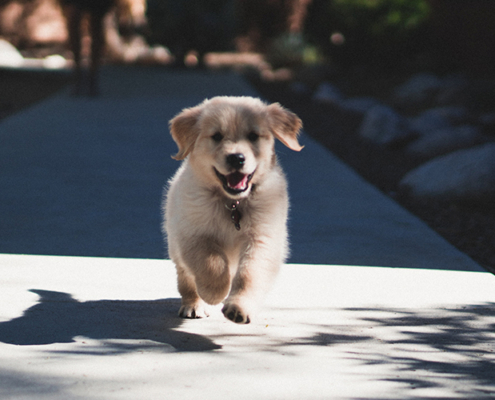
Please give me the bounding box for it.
[226,153,245,170]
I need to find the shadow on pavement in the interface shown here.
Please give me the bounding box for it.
[349,303,495,391]
[0,289,220,352]
[1,288,494,397]
[324,304,495,397]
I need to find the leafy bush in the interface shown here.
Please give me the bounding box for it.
[305,0,431,68]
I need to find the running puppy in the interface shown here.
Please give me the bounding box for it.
[163,96,303,324]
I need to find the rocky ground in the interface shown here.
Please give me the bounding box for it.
[247,68,495,274]
[1,65,494,274]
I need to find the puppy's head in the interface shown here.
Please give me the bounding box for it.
[169,96,303,199]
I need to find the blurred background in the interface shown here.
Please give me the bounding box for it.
[3,0,495,120]
[1,0,494,76]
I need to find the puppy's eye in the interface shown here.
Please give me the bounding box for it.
[211,132,223,142]
[247,131,259,142]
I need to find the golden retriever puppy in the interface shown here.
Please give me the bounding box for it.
[163,96,303,324]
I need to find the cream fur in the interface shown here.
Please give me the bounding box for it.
[162,96,302,324]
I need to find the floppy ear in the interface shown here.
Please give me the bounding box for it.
[267,103,304,151]
[169,105,203,160]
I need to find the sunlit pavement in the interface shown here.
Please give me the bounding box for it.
[1,67,494,399]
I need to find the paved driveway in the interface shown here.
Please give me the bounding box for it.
[0,66,493,400]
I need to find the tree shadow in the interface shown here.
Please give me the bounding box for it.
[339,303,495,398]
[0,289,220,353]
[252,304,495,397]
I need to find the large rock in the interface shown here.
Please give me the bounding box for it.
[399,143,495,204]
[313,82,343,105]
[359,105,411,146]
[393,73,443,108]
[408,110,451,136]
[340,97,381,114]
[405,125,484,159]
[425,106,470,124]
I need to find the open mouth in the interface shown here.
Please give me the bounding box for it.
[214,168,255,195]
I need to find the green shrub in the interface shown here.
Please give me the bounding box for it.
[305,0,431,68]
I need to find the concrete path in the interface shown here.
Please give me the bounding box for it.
[1,66,494,399]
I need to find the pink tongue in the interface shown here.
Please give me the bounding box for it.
[226,172,248,189]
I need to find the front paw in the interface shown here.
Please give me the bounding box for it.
[179,301,210,319]
[222,303,251,324]
[196,270,231,306]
